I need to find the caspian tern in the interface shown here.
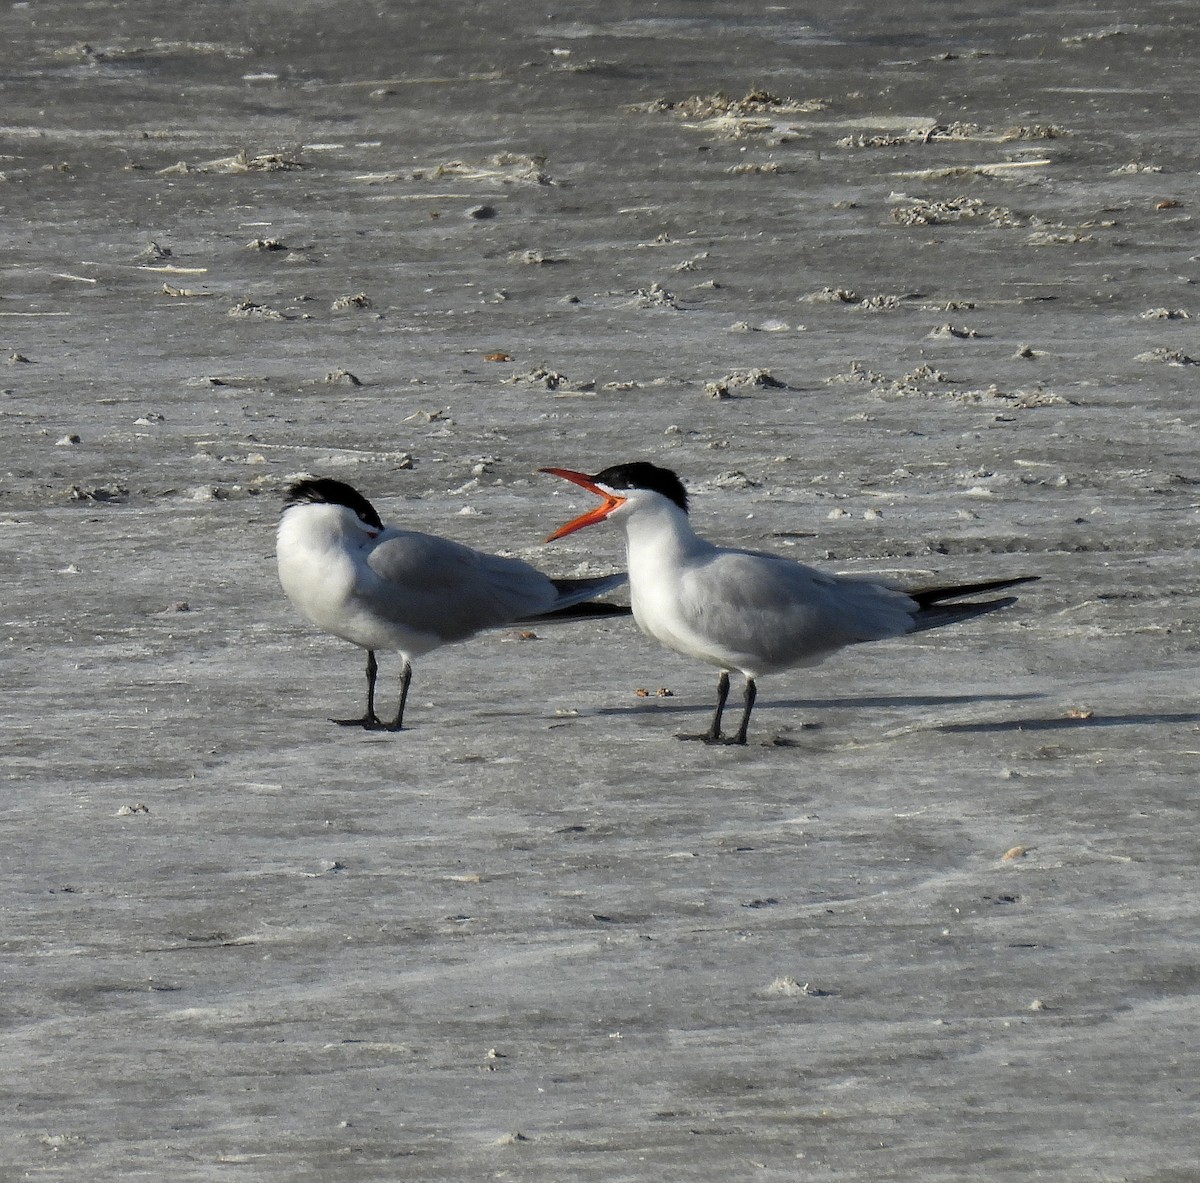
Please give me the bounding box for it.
[277,476,628,731]
[541,461,1037,745]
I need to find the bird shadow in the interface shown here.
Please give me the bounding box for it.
[586,694,1200,736]
[938,711,1200,734]
[598,691,1046,719]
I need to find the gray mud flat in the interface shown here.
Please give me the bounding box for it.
[2,3,1199,1180]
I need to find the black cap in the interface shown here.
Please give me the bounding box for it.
[591,462,689,513]
[283,477,384,530]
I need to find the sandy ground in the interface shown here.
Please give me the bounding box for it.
[3,2,1200,1179]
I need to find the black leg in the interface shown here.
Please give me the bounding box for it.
[365,649,379,719]
[729,677,757,746]
[385,659,413,731]
[678,670,730,743]
[707,670,731,741]
[332,649,386,728]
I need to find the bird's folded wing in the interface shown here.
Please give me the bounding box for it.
[364,530,560,639]
[683,552,918,660]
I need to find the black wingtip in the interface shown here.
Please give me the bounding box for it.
[526,602,633,623]
[910,595,1022,633]
[909,574,1039,609]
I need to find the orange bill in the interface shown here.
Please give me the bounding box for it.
[539,467,627,541]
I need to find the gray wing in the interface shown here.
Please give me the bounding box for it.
[680,550,918,670]
[363,528,560,642]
